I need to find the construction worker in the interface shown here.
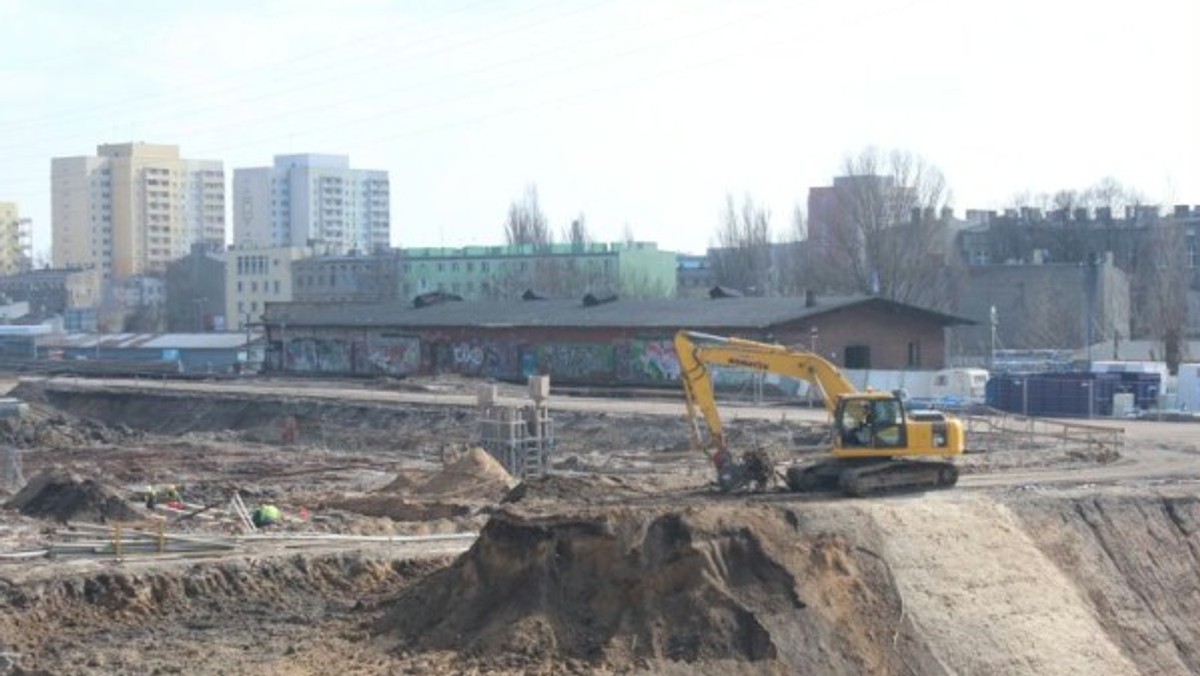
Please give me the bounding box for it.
[252,503,282,528]
[144,484,184,510]
[162,484,183,509]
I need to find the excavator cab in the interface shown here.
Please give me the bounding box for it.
[835,395,907,450]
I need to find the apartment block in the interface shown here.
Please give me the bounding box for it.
[398,241,678,300]
[0,202,32,275]
[232,154,389,254]
[292,250,402,303]
[51,142,225,280]
[226,243,328,331]
[0,267,101,318]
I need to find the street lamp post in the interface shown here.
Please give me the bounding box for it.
[989,305,997,371]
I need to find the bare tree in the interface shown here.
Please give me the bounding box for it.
[1130,218,1189,372]
[710,193,773,295]
[505,184,552,249]
[772,204,809,296]
[562,213,591,251]
[811,148,952,308]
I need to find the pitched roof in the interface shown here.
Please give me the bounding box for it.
[262,295,974,330]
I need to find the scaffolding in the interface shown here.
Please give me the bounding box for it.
[477,377,555,478]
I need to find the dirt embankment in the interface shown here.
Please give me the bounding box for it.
[2,487,1196,674]
[13,381,476,452]
[0,552,446,675]
[11,380,803,458]
[376,484,1200,675]
[1012,494,1200,675]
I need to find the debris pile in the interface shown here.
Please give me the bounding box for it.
[5,469,139,523]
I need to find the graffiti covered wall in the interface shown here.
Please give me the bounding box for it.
[273,326,793,389]
[362,335,420,376]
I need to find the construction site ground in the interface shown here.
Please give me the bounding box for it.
[0,374,1197,675]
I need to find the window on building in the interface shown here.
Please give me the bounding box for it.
[481,261,489,272]
[844,345,871,369]
[251,281,258,292]
[274,280,281,294]
[237,281,243,292]
[907,341,921,367]
[238,301,244,313]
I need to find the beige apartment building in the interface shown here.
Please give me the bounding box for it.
[0,202,32,275]
[225,243,327,331]
[51,143,225,282]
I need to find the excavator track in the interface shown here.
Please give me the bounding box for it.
[786,459,958,498]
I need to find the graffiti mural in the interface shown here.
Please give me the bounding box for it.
[283,337,353,373]
[536,343,614,381]
[440,341,520,379]
[612,339,682,384]
[363,336,420,376]
[452,342,484,373]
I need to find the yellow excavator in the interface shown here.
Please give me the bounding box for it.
[674,330,963,496]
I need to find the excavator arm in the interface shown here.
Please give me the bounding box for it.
[675,330,856,489]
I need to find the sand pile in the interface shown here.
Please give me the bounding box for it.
[332,449,514,522]
[376,503,916,673]
[5,469,139,523]
[413,448,514,499]
[373,448,514,502]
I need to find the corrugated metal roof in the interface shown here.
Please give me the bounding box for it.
[39,332,261,350]
[262,296,974,329]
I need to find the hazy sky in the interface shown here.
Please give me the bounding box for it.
[1,0,1197,258]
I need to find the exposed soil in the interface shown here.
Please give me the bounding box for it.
[0,375,1197,674]
[5,469,139,524]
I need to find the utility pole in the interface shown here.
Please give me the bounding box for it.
[989,305,997,371]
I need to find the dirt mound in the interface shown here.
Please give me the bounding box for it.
[379,468,431,493]
[415,449,513,497]
[401,448,514,501]
[4,469,139,523]
[502,473,657,506]
[376,504,916,673]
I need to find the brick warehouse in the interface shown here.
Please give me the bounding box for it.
[259,294,972,386]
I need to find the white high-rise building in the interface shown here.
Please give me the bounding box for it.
[232,154,390,254]
[51,143,225,281]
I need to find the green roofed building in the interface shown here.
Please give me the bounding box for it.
[398,241,677,300]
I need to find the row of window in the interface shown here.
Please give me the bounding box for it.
[236,255,274,275]
[401,258,613,274]
[236,279,282,294]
